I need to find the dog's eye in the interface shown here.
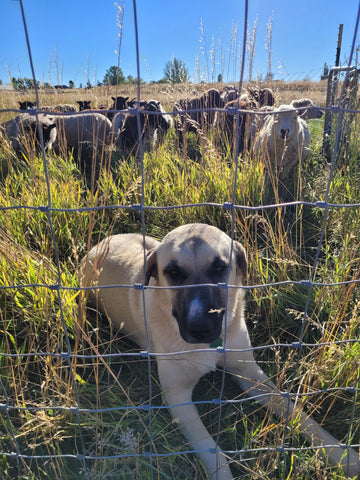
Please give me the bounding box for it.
[164,264,187,284]
[215,264,227,272]
[208,260,228,280]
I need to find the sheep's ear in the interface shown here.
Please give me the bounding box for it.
[145,248,158,285]
[292,99,311,117]
[111,97,115,101]
[296,108,306,117]
[233,241,247,282]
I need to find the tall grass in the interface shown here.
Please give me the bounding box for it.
[0,82,359,479]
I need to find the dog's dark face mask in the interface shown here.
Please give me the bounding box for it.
[171,284,226,343]
[162,252,229,344]
[147,225,248,345]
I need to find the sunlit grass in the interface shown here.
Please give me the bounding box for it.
[0,81,359,479]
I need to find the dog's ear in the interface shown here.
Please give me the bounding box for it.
[233,241,247,282]
[145,248,158,285]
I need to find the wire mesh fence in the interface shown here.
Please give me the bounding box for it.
[0,1,360,479]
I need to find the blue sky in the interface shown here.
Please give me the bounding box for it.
[1,0,359,87]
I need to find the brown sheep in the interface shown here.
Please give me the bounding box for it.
[174,88,224,133]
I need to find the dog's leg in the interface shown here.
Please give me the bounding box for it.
[223,350,359,478]
[157,358,234,480]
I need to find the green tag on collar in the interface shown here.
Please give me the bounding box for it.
[210,337,223,348]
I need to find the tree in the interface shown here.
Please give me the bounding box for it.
[69,80,75,89]
[126,75,136,84]
[12,77,25,91]
[163,58,189,83]
[11,76,40,91]
[103,65,125,85]
[24,77,40,90]
[125,75,144,85]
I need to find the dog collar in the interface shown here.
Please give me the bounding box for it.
[210,337,223,348]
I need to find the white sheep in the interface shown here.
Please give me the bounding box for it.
[41,104,77,113]
[112,112,125,144]
[250,98,322,153]
[54,112,112,153]
[3,113,57,154]
[253,104,310,176]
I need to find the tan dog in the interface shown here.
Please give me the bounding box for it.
[79,224,359,479]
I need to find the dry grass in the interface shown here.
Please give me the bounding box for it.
[0,79,329,121]
[0,79,359,480]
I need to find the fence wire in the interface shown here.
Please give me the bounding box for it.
[0,0,360,479]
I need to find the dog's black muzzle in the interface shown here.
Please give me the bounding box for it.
[172,285,226,344]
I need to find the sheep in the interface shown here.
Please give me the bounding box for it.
[153,99,174,131]
[290,98,323,119]
[249,97,321,138]
[216,97,258,155]
[54,112,112,158]
[18,101,35,110]
[40,104,77,113]
[55,104,77,112]
[245,87,276,147]
[112,112,125,142]
[112,96,129,109]
[247,87,275,108]
[107,96,130,121]
[18,102,79,113]
[174,88,224,133]
[214,87,276,156]
[4,113,56,150]
[199,88,224,114]
[77,100,92,111]
[220,85,238,104]
[253,104,310,176]
[113,100,172,154]
[220,86,275,109]
[248,105,275,148]
[2,113,57,155]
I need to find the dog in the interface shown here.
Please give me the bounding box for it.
[79,224,359,479]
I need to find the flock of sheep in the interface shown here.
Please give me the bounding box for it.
[1,86,323,181]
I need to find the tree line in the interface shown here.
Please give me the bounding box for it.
[7,58,189,91]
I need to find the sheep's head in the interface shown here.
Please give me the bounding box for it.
[111,96,129,110]
[248,87,275,107]
[77,100,91,111]
[273,105,299,140]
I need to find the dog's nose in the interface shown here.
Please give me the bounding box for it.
[188,296,204,319]
[280,128,289,138]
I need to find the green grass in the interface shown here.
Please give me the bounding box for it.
[0,94,359,479]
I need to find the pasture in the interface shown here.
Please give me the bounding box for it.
[0,79,359,480]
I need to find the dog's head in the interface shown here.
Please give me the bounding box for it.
[146,224,247,344]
